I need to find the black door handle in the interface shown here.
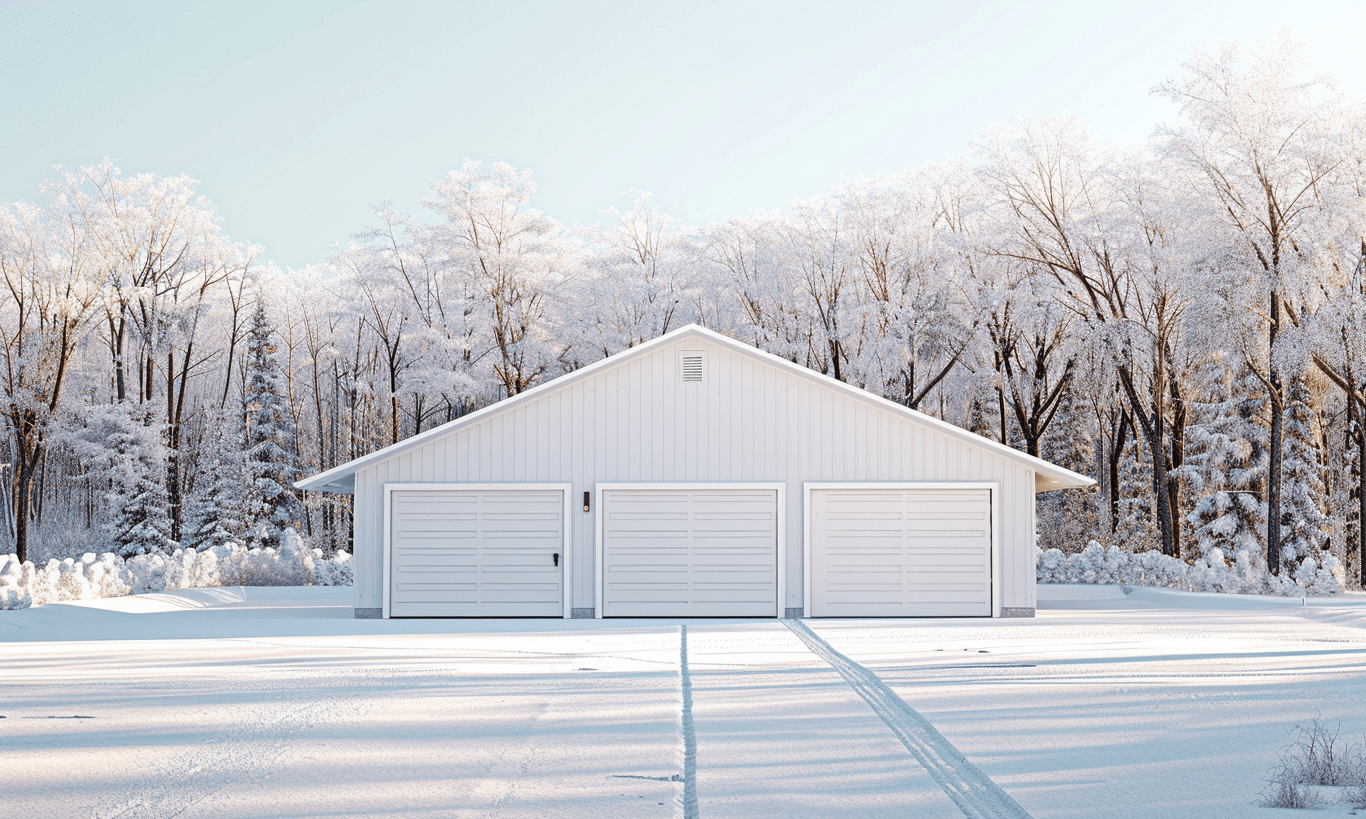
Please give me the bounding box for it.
[553,552,560,567]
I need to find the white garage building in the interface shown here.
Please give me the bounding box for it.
[296,324,1092,619]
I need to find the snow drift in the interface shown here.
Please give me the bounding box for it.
[0,529,351,610]
[1036,540,1346,596]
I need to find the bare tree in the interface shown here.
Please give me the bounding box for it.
[0,203,99,561]
[1156,36,1344,572]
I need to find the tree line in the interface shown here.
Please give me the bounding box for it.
[1,37,1363,588]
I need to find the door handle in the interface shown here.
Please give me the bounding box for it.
[553,552,560,567]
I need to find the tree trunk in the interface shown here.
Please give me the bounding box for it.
[1267,291,1284,574]
[109,313,128,403]
[1358,423,1365,587]
[1167,376,1186,559]
[10,411,39,564]
[1108,409,1129,532]
[14,461,32,564]
[996,377,1009,447]
[1145,421,1174,557]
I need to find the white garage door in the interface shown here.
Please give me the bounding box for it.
[387,486,566,617]
[808,486,992,617]
[600,486,778,617]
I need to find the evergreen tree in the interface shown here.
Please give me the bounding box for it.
[1037,389,1101,552]
[1280,376,1330,573]
[183,408,248,550]
[1181,372,1269,563]
[966,395,991,439]
[242,302,302,548]
[103,404,175,557]
[1115,438,1159,552]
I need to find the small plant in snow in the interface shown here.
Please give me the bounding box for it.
[1258,718,1366,809]
[1350,780,1366,811]
[1259,771,1327,810]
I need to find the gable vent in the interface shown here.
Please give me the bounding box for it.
[681,352,704,382]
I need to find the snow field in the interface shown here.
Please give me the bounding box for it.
[4,585,1366,817]
[809,589,1366,817]
[683,624,966,818]
[785,619,1031,818]
[0,529,352,610]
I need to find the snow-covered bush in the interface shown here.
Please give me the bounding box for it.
[1258,718,1365,809]
[0,529,352,610]
[310,548,352,587]
[0,553,33,609]
[1035,539,1344,596]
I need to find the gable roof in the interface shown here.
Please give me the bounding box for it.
[296,324,1095,494]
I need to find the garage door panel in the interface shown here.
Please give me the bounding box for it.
[389,487,564,617]
[810,487,992,617]
[602,487,778,617]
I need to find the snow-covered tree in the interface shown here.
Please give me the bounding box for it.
[1279,376,1330,573]
[1180,373,1269,562]
[0,200,101,561]
[1037,388,1102,552]
[1114,440,1159,552]
[107,412,176,557]
[57,402,175,557]
[424,160,564,397]
[1156,33,1348,573]
[242,302,302,548]
[572,190,693,360]
[182,408,247,550]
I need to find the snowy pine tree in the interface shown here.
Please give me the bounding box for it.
[1037,389,1101,552]
[1279,376,1330,574]
[183,409,248,550]
[966,395,991,439]
[1115,438,1159,552]
[242,302,302,548]
[68,402,177,558]
[1180,373,1269,564]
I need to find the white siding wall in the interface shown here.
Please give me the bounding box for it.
[352,337,1038,614]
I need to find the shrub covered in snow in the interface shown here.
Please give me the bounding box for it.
[0,529,351,610]
[1036,540,1346,596]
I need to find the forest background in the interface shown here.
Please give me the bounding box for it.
[3,36,1364,592]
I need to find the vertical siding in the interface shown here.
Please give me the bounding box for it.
[352,336,1046,613]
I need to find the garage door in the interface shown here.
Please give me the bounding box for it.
[600,486,778,617]
[808,486,992,617]
[387,486,566,617]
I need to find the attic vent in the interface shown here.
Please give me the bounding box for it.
[681,352,704,382]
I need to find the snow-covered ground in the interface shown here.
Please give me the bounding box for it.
[4,586,1366,818]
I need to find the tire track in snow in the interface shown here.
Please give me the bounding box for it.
[784,620,1032,819]
[677,625,699,819]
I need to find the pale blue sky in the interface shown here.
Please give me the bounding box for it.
[3,1,1364,269]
